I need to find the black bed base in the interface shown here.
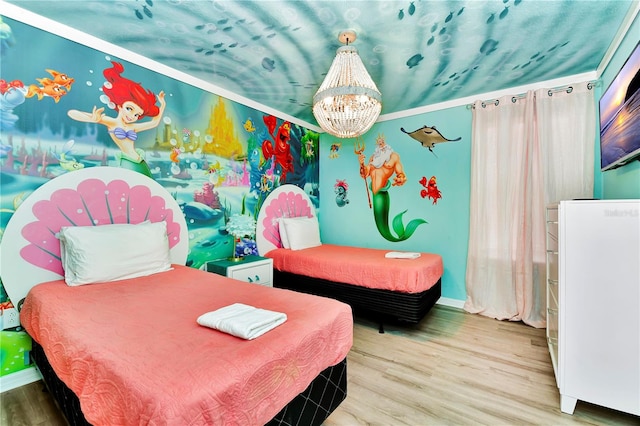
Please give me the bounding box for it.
[32,341,90,426]
[31,341,347,426]
[273,270,442,331]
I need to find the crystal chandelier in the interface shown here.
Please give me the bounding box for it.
[312,30,382,139]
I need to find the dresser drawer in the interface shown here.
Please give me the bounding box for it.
[547,310,558,346]
[548,276,558,307]
[547,221,558,249]
[546,296,559,387]
[229,262,272,286]
[547,232,558,252]
[546,251,558,283]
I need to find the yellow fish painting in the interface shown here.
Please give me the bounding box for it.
[243,118,255,133]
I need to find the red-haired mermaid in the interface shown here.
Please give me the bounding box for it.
[67,61,166,177]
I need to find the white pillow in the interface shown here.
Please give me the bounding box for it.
[59,221,172,286]
[278,216,317,249]
[277,218,291,249]
[282,216,321,251]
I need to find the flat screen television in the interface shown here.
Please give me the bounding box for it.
[599,41,640,171]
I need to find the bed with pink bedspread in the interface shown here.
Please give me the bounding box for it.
[0,168,353,426]
[256,185,443,331]
[20,265,353,425]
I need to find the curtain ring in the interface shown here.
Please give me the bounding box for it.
[494,99,499,106]
[548,89,553,97]
[511,96,518,103]
[481,102,487,108]
[587,82,594,90]
[566,86,573,94]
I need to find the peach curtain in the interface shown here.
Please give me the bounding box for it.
[464,83,595,328]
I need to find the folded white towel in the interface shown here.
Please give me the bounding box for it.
[197,303,287,340]
[385,251,421,259]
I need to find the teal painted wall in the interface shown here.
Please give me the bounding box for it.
[597,13,640,199]
[602,161,640,198]
[319,106,471,301]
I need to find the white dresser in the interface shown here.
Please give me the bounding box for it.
[546,200,640,416]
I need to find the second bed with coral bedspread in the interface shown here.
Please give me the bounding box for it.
[256,185,444,328]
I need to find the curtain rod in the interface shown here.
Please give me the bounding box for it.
[467,80,600,109]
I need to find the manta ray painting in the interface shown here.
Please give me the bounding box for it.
[400,125,461,156]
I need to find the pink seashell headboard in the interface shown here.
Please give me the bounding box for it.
[0,167,188,307]
[255,184,317,256]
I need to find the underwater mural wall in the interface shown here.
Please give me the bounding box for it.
[0,17,319,312]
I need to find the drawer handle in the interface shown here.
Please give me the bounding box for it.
[247,275,260,283]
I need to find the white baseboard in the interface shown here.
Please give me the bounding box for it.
[437,297,465,309]
[0,366,42,393]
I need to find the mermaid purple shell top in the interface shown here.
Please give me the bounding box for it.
[111,127,138,141]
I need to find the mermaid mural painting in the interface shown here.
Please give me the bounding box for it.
[357,134,427,242]
[67,61,165,177]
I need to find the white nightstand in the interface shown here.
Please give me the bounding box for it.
[204,255,273,287]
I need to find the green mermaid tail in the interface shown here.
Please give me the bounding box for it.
[371,182,427,242]
[115,149,152,178]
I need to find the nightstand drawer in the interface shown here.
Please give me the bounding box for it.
[204,256,273,287]
[229,262,272,286]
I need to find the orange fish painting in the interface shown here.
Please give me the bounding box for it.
[170,147,181,163]
[47,69,74,91]
[25,69,75,103]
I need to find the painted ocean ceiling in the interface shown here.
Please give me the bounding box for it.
[2,0,636,128]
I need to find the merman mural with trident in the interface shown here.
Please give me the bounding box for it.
[356,134,427,242]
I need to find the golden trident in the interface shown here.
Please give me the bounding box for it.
[354,137,372,209]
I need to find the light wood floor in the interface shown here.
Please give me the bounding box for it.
[325,305,639,425]
[1,305,638,425]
